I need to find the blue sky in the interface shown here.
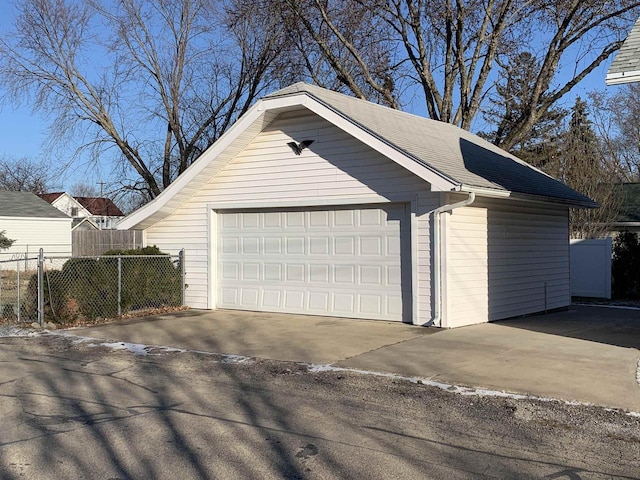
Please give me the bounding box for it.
[0,2,627,193]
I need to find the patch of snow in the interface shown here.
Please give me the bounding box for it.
[306,363,638,408]
[220,354,253,364]
[89,341,152,356]
[637,358,640,386]
[309,363,640,416]
[307,364,335,373]
[47,332,254,364]
[82,340,189,356]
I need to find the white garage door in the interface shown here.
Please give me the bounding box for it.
[217,204,410,321]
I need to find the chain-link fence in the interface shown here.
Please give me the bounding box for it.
[0,250,185,326]
[0,256,39,324]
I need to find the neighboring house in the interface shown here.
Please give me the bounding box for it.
[119,83,595,328]
[0,191,72,261]
[610,183,640,234]
[606,16,640,85]
[39,192,124,230]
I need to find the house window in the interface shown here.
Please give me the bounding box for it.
[71,207,78,216]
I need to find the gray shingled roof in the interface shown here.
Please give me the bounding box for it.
[266,83,597,208]
[0,191,70,218]
[607,16,640,85]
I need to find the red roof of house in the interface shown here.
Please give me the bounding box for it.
[38,192,124,216]
[37,192,64,204]
[75,197,124,216]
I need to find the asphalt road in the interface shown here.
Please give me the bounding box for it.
[0,333,638,480]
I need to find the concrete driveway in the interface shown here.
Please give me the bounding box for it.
[70,305,640,411]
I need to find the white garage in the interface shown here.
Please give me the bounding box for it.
[216,205,410,321]
[118,82,595,328]
[0,191,72,265]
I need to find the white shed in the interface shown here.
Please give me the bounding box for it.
[119,83,595,328]
[0,191,72,262]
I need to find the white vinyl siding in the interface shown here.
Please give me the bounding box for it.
[486,202,570,319]
[445,206,489,328]
[144,110,438,324]
[443,199,569,327]
[0,217,72,261]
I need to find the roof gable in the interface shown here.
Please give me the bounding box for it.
[119,82,595,230]
[266,83,595,206]
[0,191,71,219]
[607,16,640,85]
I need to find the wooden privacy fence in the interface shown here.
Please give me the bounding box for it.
[72,230,143,257]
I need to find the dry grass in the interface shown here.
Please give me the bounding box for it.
[0,305,190,328]
[0,269,37,322]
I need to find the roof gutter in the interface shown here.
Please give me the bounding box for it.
[431,191,476,327]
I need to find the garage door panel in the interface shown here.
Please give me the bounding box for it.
[264,212,282,228]
[360,294,381,314]
[263,289,281,307]
[334,237,355,255]
[310,264,330,283]
[217,204,409,321]
[264,263,282,281]
[241,288,259,307]
[285,290,305,309]
[309,291,329,310]
[286,211,305,227]
[221,262,239,280]
[335,265,356,284]
[264,238,282,254]
[286,237,305,254]
[387,296,403,316]
[242,263,260,280]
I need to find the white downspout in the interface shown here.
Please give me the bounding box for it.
[432,191,476,327]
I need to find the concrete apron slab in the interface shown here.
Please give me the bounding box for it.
[338,306,640,412]
[68,309,433,365]
[68,305,640,412]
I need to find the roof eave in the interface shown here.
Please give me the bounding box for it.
[460,185,599,209]
[117,102,273,230]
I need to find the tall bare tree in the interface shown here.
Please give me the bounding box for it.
[0,156,51,193]
[0,0,292,200]
[590,84,640,182]
[271,0,640,149]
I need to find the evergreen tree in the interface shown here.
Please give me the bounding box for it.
[558,98,620,238]
[0,230,15,250]
[481,52,566,169]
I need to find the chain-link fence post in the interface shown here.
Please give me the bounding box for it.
[180,249,186,306]
[117,256,122,317]
[38,249,44,326]
[16,260,21,324]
